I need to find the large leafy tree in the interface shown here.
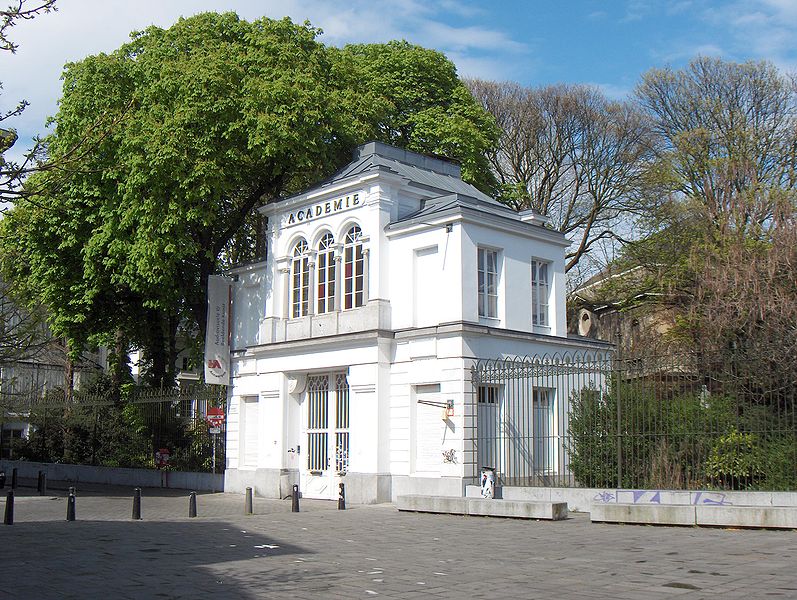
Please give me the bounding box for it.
[3,13,365,385]
[1,14,499,386]
[341,41,499,194]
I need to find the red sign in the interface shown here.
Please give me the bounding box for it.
[155,448,170,468]
[206,407,225,427]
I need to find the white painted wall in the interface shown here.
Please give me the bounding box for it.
[225,147,596,502]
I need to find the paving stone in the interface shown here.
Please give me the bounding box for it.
[1,486,796,598]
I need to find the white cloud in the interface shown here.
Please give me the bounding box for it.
[0,0,529,162]
[589,82,633,101]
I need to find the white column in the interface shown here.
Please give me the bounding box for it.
[362,247,370,305]
[281,267,290,319]
[334,245,343,312]
[307,258,316,316]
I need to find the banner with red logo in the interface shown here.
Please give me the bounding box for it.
[204,274,233,385]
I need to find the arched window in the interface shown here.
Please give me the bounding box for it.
[343,225,364,309]
[291,239,310,318]
[316,233,336,314]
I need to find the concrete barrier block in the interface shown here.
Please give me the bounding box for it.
[590,503,696,526]
[503,487,549,503]
[468,499,567,520]
[696,506,797,529]
[464,485,503,499]
[772,492,797,507]
[395,495,468,515]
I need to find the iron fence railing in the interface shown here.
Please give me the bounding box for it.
[473,350,797,491]
[0,385,226,473]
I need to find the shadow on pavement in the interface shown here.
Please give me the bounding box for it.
[0,519,328,599]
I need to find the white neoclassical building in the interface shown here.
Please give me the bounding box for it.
[225,141,600,503]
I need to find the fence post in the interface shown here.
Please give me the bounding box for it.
[291,484,300,513]
[244,487,253,515]
[66,491,76,521]
[132,488,142,520]
[615,355,622,488]
[3,490,12,525]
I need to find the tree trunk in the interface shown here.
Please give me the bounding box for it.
[110,328,128,403]
[146,308,168,388]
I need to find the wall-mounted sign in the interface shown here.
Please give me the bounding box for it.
[204,275,233,386]
[284,192,362,226]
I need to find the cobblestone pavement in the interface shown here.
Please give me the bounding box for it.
[2,483,796,599]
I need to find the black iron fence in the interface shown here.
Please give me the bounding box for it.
[473,351,797,491]
[0,385,226,473]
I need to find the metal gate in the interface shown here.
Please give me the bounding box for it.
[301,372,350,499]
[473,352,609,487]
[472,350,797,491]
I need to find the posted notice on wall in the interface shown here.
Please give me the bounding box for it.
[204,274,233,386]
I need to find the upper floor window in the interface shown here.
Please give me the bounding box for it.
[316,233,336,314]
[291,239,310,318]
[344,225,364,309]
[478,247,499,319]
[531,260,550,327]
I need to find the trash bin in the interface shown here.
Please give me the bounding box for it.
[480,467,496,499]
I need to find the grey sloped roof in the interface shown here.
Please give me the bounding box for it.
[322,141,506,209]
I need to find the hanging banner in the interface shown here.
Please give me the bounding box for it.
[204,274,233,386]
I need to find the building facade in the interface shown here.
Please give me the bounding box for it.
[225,142,603,503]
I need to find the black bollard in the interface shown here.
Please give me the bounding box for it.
[338,483,346,510]
[11,468,17,489]
[37,470,43,493]
[132,487,142,520]
[66,492,76,522]
[0,472,5,489]
[3,490,13,525]
[244,487,253,515]
[39,472,47,496]
[189,491,197,518]
[291,484,300,513]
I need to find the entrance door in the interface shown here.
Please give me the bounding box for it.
[300,373,350,499]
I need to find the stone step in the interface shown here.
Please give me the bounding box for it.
[591,502,797,529]
[396,495,568,520]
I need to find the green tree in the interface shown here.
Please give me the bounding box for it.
[342,41,499,194]
[1,14,499,386]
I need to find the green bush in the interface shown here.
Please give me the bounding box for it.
[705,428,764,489]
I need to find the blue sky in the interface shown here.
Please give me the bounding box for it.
[2,0,797,162]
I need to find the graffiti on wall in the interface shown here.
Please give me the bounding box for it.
[592,489,732,506]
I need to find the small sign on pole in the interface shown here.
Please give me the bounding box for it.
[206,407,225,427]
[209,427,221,435]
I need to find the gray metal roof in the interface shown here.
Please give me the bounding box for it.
[322,141,506,209]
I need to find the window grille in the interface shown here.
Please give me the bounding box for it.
[291,239,310,318]
[316,233,336,314]
[478,248,499,318]
[532,260,550,326]
[344,225,364,309]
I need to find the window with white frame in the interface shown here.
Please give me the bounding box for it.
[316,232,336,314]
[477,247,499,319]
[343,225,364,309]
[532,388,556,473]
[531,260,550,327]
[291,239,310,318]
